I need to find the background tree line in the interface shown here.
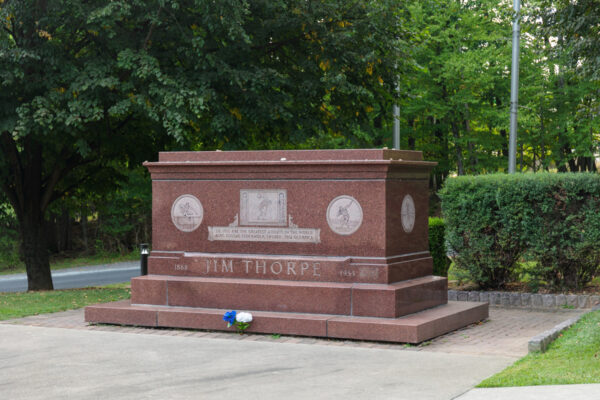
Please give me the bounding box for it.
[400,0,600,189]
[0,0,598,289]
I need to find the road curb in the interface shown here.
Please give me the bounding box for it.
[527,304,600,353]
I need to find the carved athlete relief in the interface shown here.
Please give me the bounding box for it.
[171,194,204,232]
[240,189,287,226]
[401,194,416,233]
[208,189,320,243]
[326,195,363,235]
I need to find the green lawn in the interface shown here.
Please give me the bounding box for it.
[0,283,130,321]
[0,251,138,275]
[479,310,600,387]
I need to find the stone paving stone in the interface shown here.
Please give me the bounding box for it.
[578,295,589,308]
[491,292,502,306]
[531,294,543,308]
[542,294,556,308]
[423,308,584,357]
[468,292,480,302]
[509,293,521,307]
[521,293,531,307]
[567,295,579,308]
[479,292,489,303]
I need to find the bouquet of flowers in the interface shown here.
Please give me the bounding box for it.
[223,310,253,333]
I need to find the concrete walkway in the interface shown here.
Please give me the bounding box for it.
[456,385,600,400]
[0,324,513,400]
[0,307,588,399]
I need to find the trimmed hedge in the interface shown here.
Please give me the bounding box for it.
[439,173,600,290]
[428,217,451,277]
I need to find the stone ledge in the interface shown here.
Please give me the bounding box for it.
[528,303,600,353]
[448,290,600,310]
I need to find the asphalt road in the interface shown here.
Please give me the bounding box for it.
[0,261,140,292]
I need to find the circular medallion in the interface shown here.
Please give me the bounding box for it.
[326,195,363,235]
[171,194,204,232]
[401,194,416,233]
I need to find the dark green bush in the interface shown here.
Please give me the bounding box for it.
[520,174,600,290]
[440,173,600,291]
[439,175,525,289]
[428,217,451,277]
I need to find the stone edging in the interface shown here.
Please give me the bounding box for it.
[528,304,600,353]
[448,290,600,310]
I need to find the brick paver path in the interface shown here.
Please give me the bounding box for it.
[1,307,584,358]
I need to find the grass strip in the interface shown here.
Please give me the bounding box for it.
[478,310,600,387]
[0,284,130,321]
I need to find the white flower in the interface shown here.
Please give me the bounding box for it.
[236,312,253,323]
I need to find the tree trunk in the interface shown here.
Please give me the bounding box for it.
[407,118,415,150]
[519,143,524,172]
[500,129,509,159]
[20,214,53,291]
[81,208,89,253]
[451,122,465,175]
[1,131,55,290]
[464,104,477,172]
[539,107,546,170]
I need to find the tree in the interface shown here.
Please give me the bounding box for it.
[0,0,405,290]
[398,0,600,180]
[403,0,513,181]
[539,0,600,81]
[525,0,600,172]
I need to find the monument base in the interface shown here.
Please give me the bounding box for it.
[85,300,487,344]
[86,149,489,343]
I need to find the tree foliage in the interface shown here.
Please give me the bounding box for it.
[3,0,600,290]
[0,0,405,290]
[399,0,600,185]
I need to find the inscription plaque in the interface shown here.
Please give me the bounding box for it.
[208,188,320,243]
[240,189,287,226]
[208,226,320,243]
[326,195,363,235]
[171,194,204,232]
[401,194,416,233]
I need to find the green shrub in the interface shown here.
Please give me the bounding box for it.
[428,217,451,277]
[440,173,600,291]
[522,174,600,290]
[439,175,525,289]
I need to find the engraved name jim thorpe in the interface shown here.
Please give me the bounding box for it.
[185,258,323,278]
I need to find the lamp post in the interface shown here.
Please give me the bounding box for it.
[140,243,149,276]
[508,0,521,173]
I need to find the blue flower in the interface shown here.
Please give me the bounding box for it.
[223,310,237,326]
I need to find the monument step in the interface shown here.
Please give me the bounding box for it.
[85,300,488,344]
[130,274,447,318]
